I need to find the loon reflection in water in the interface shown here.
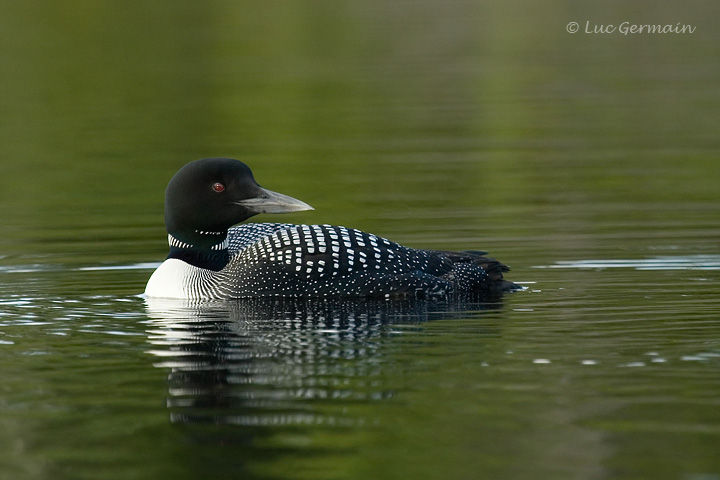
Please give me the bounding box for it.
[145,296,504,428]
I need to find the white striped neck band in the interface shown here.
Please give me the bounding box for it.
[168,233,229,251]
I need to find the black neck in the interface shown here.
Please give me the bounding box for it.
[167,247,229,271]
[166,233,230,271]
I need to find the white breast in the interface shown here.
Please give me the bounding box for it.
[144,259,207,299]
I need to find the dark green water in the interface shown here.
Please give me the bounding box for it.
[1,1,719,479]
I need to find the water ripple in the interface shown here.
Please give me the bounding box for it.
[535,255,720,270]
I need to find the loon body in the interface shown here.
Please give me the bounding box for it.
[145,158,516,300]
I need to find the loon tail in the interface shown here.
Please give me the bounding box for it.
[431,249,520,292]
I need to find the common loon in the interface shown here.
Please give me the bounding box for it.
[145,158,517,299]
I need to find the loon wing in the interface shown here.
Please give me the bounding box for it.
[224,224,514,298]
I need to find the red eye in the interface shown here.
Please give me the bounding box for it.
[212,182,225,193]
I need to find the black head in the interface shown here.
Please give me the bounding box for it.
[164,158,313,249]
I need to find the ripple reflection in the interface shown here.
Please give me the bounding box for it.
[535,255,720,270]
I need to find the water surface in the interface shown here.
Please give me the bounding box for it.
[1,1,719,479]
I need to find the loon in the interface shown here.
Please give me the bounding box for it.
[145,158,517,299]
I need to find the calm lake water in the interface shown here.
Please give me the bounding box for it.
[1,1,719,479]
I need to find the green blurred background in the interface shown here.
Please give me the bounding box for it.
[1,0,717,273]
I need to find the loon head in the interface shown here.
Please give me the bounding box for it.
[164,158,313,250]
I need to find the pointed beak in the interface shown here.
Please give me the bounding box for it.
[233,187,314,215]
